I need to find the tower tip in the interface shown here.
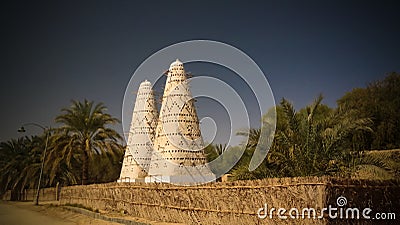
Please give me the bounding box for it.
[169,59,183,69]
[140,80,151,86]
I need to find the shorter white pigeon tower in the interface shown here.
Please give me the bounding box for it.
[118,80,158,182]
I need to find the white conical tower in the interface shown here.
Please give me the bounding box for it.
[118,80,158,182]
[146,59,215,184]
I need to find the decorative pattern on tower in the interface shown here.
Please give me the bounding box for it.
[146,59,215,183]
[118,80,158,182]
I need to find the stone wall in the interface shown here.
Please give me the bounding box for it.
[3,177,398,224]
[58,177,399,225]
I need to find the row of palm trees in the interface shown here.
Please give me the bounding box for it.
[0,100,124,200]
[2,96,396,199]
[206,95,398,180]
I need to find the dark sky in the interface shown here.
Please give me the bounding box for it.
[1,0,399,143]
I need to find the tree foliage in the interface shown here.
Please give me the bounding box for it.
[0,100,124,198]
[231,95,374,180]
[1,73,399,195]
[47,99,124,185]
[0,136,45,200]
[229,73,399,181]
[337,72,400,149]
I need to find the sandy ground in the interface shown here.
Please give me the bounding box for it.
[0,201,185,225]
[0,201,121,225]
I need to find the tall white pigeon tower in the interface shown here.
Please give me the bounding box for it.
[146,59,215,184]
[118,80,158,182]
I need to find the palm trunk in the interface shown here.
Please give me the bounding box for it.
[81,151,89,185]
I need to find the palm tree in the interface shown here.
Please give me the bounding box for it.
[350,149,399,180]
[233,128,271,180]
[46,99,124,185]
[0,138,26,199]
[0,137,43,200]
[276,95,373,176]
[231,95,374,180]
[43,132,79,186]
[12,136,47,194]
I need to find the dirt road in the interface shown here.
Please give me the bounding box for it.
[0,201,120,225]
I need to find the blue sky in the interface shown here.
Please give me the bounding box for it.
[1,0,399,143]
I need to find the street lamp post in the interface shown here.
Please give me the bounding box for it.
[18,123,50,206]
